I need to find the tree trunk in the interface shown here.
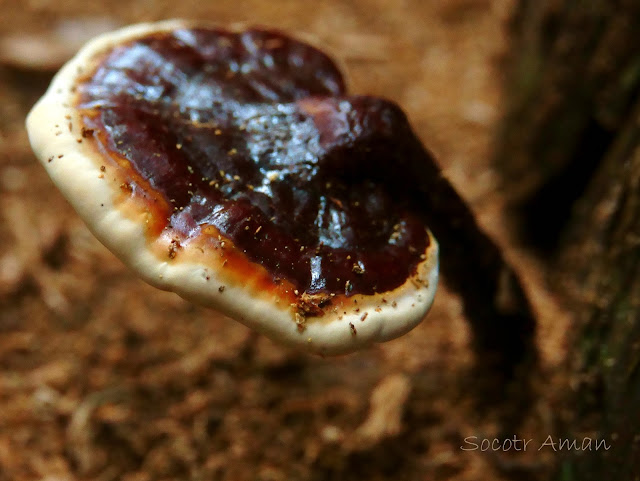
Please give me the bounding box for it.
[494,0,640,250]
[494,1,640,479]
[555,97,640,481]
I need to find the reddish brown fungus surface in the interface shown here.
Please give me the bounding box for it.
[76,27,430,296]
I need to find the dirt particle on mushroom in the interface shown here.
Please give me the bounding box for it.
[352,262,365,275]
[297,292,331,319]
[294,312,306,332]
[361,312,368,322]
[218,285,225,293]
[168,239,181,259]
[349,323,357,335]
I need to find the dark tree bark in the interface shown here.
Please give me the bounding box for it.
[494,0,640,250]
[554,98,640,481]
[493,1,640,479]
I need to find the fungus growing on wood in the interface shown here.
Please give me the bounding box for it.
[27,21,440,355]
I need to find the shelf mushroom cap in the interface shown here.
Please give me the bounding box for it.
[26,20,439,355]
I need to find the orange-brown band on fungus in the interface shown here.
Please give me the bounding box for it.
[73,27,431,302]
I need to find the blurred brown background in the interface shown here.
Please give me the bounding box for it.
[0,1,570,480]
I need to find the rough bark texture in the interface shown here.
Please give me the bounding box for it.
[495,1,640,478]
[555,98,640,481]
[494,0,640,249]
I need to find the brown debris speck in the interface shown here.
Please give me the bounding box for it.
[168,239,181,259]
[294,312,306,332]
[349,322,357,335]
[296,292,331,319]
[80,127,94,138]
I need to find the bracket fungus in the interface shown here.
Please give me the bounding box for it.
[27,21,440,355]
